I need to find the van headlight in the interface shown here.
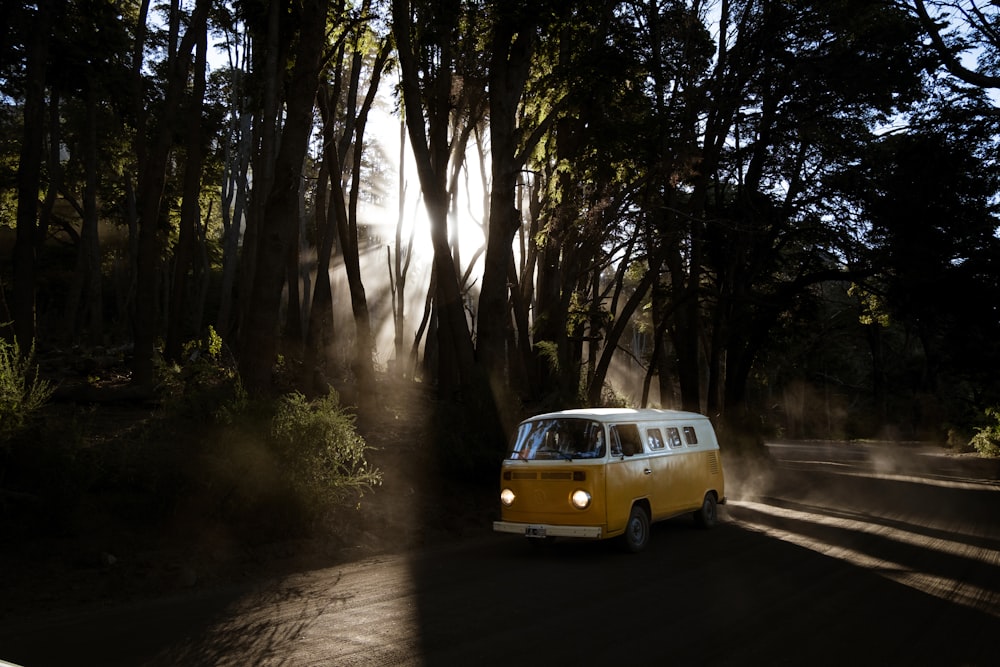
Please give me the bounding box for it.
[500,488,516,506]
[570,489,591,510]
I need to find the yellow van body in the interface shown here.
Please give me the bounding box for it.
[493,408,726,552]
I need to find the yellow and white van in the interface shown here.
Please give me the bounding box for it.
[493,408,726,552]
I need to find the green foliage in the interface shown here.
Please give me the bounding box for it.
[213,378,249,425]
[185,325,223,358]
[0,336,54,442]
[158,327,239,417]
[970,408,1000,458]
[535,340,559,374]
[848,283,890,327]
[268,390,382,504]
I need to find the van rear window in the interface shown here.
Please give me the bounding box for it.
[647,428,665,450]
[683,426,698,445]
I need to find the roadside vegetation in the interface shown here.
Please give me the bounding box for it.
[0,341,383,549]
[0,335,52,442]
[970,408,1000,458]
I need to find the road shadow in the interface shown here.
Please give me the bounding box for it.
[408,514,998,665]
[407,443,1000,666]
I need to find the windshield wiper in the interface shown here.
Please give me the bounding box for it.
[537,447,574,461]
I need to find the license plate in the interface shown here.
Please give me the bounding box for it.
[525,526,547,538]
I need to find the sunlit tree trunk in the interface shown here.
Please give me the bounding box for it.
[390,118,416,377]
[392,0,476,397]
[587,231,662,406]
[342,37,393,402]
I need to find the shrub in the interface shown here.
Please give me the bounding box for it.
[0,336,53,442]
[269,390,382,505]
[969,407,1000,458]
[158,326,243,419]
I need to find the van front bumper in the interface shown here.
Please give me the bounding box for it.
[493,521,603,539]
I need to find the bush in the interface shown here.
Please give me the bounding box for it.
[0,336,53,442]
[166,388,382,540]
[969,407,1000,458]
[269,390,382,505]
[158,326,241,418]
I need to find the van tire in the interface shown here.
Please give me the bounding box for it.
[623,505,650,552]
[693,493,718,528]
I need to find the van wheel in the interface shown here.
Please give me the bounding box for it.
[623,505,650,552]
[693,493,718,528]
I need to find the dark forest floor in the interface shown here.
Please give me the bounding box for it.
[0,376,499,623]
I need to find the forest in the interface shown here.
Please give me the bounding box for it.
[3,0,1000,468]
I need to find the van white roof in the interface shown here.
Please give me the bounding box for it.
[524,408,710,423]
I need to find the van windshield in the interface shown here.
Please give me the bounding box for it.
[508,419,606,460]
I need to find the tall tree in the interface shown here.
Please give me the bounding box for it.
[836,100,1000,412]
[165,9,210,361]
[132,0,211,391]
[391,0,481,397]
[910,0,1000,90]
[637,0,928,417]
[10,0,53,351]
[477,0,549,413]
[213,8,253,343]
[316,4,394,401]
[239,0,331,394]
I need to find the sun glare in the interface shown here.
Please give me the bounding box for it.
[325,104,489,372]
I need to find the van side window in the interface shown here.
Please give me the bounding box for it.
[647,428,665,450]
[611,424,643,456]
[666,427,683,449]
[683,426,698,445]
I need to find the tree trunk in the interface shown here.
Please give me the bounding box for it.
[391,118,415,377]
[11,0,52,351]
[132,0,210,391]
[392,0,476,397]
[166,21,207,361]
[235,0,284,348]
[339,37,392,402]
[587,246,661,406]
[303,156,336,393]
[66,84,104,346]
[239,0,329,395]
[478,7,537,401]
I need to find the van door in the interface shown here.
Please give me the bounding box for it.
[604,423,651,535]
[646,425,698,517]
[643,426,673,520]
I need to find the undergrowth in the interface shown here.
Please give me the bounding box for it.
[1,333,381,544]
[0,335,53,443]
[970,407,1000,458]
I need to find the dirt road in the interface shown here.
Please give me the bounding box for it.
[2,441,998,666]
